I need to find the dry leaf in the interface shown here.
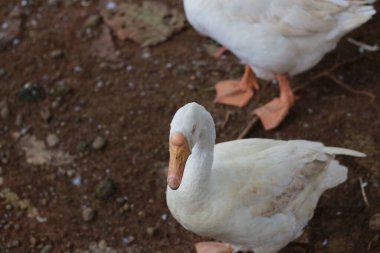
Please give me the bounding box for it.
[91,25,118,61]
[101,1,185,47]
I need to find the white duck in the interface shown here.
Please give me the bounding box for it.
[183,0,376,130]
[166,102,365,253]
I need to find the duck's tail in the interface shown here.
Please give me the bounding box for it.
[322,146,365,189]
[323,147,366,157]
[334,0,376,35]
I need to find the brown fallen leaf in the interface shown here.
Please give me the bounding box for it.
[91,25,118,61]
[101,1,185,47]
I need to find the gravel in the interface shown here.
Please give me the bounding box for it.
[95,179,115,199]
[369,213,380,231]
[92,136,107,150]
[46,134,59,147]
[0,100,9,119]
[82,207,96,222]
[40,244,53,253]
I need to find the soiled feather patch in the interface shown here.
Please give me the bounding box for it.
[250,160,326,217]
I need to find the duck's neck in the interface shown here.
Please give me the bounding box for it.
[179,116,216,199]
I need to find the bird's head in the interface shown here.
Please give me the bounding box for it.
[167,102,206,190]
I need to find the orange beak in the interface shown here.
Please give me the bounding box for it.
[168,132,191,190]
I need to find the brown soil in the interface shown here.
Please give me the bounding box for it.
[0,1,379,252]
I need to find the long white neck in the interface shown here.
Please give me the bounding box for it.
[172,113,216,203]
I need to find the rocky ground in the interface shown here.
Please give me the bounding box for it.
[0,0,379,252]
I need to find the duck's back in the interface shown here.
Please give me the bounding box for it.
[210,139,363,252]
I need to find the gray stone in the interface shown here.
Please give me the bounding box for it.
[0,100,9,119]
[369,213,380,231]
[95,179,115,199]
[82,207,96,222]
[40,244,53,253]
[46,134,59,147]
[84,15,102,29]
[92,136,107,150]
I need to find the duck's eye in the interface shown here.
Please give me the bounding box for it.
[191,124,196,135]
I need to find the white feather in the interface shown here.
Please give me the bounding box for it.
[166,103,365,253]
[183,0,376,80]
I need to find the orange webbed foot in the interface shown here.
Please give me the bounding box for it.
[254,74,296,130]
[195,242,234,253]
[214,65,259,108]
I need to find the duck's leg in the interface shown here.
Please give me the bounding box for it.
[195,242,234,253]
[214,46,228,58]
[253,74,296,130]
[215,65,259,107]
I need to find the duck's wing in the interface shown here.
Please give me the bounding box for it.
[223,0,375,37]
[214,139,364,218]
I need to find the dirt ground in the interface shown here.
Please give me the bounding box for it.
[0,0,379,252]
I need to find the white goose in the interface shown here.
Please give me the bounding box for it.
[183,0,376,130]
[166,102,365,253]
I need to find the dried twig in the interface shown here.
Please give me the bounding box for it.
[221,111,234,129]
[359,177,370,208]
[367,234,379,251]
[237,116,259,139]
[294,56,376,102]
[327,74,375,103]
[236,55,376,139]
[347,38,379,52]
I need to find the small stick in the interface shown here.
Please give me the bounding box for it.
[326,74,375,103]
[359,177,370,208]
[237,116,259,139]
[236,55,375,139]
[367,234,379,251]
[347,38,379,52]
[221,111,234,129]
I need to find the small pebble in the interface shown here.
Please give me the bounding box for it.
[369,213,380,231]
[98,240,107,250]
[29,236,37,248]
[72,176,82,186]
[18,85,46,102]
[122,203,130,212]
[50,49,64,58]
[146,227,158,237]
[40,244,53,253]
[82,207,96,222]
[77,141,89,153]
[0,100,10,119]
[46,134,59,147]
[0,68,6,77]
[106,2,116,10]
[92,136,107,150]
[83,14,102,28]
[15,113,23,126]
[95,179,115,199]
[40,107,52,122]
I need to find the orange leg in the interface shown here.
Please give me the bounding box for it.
[215,65,260,108]
[195,242,234,253]
[214,47,228,58]
[253,74,296,130]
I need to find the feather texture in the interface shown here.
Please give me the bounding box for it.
[183,0,376,80]
[167,103,365,253]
